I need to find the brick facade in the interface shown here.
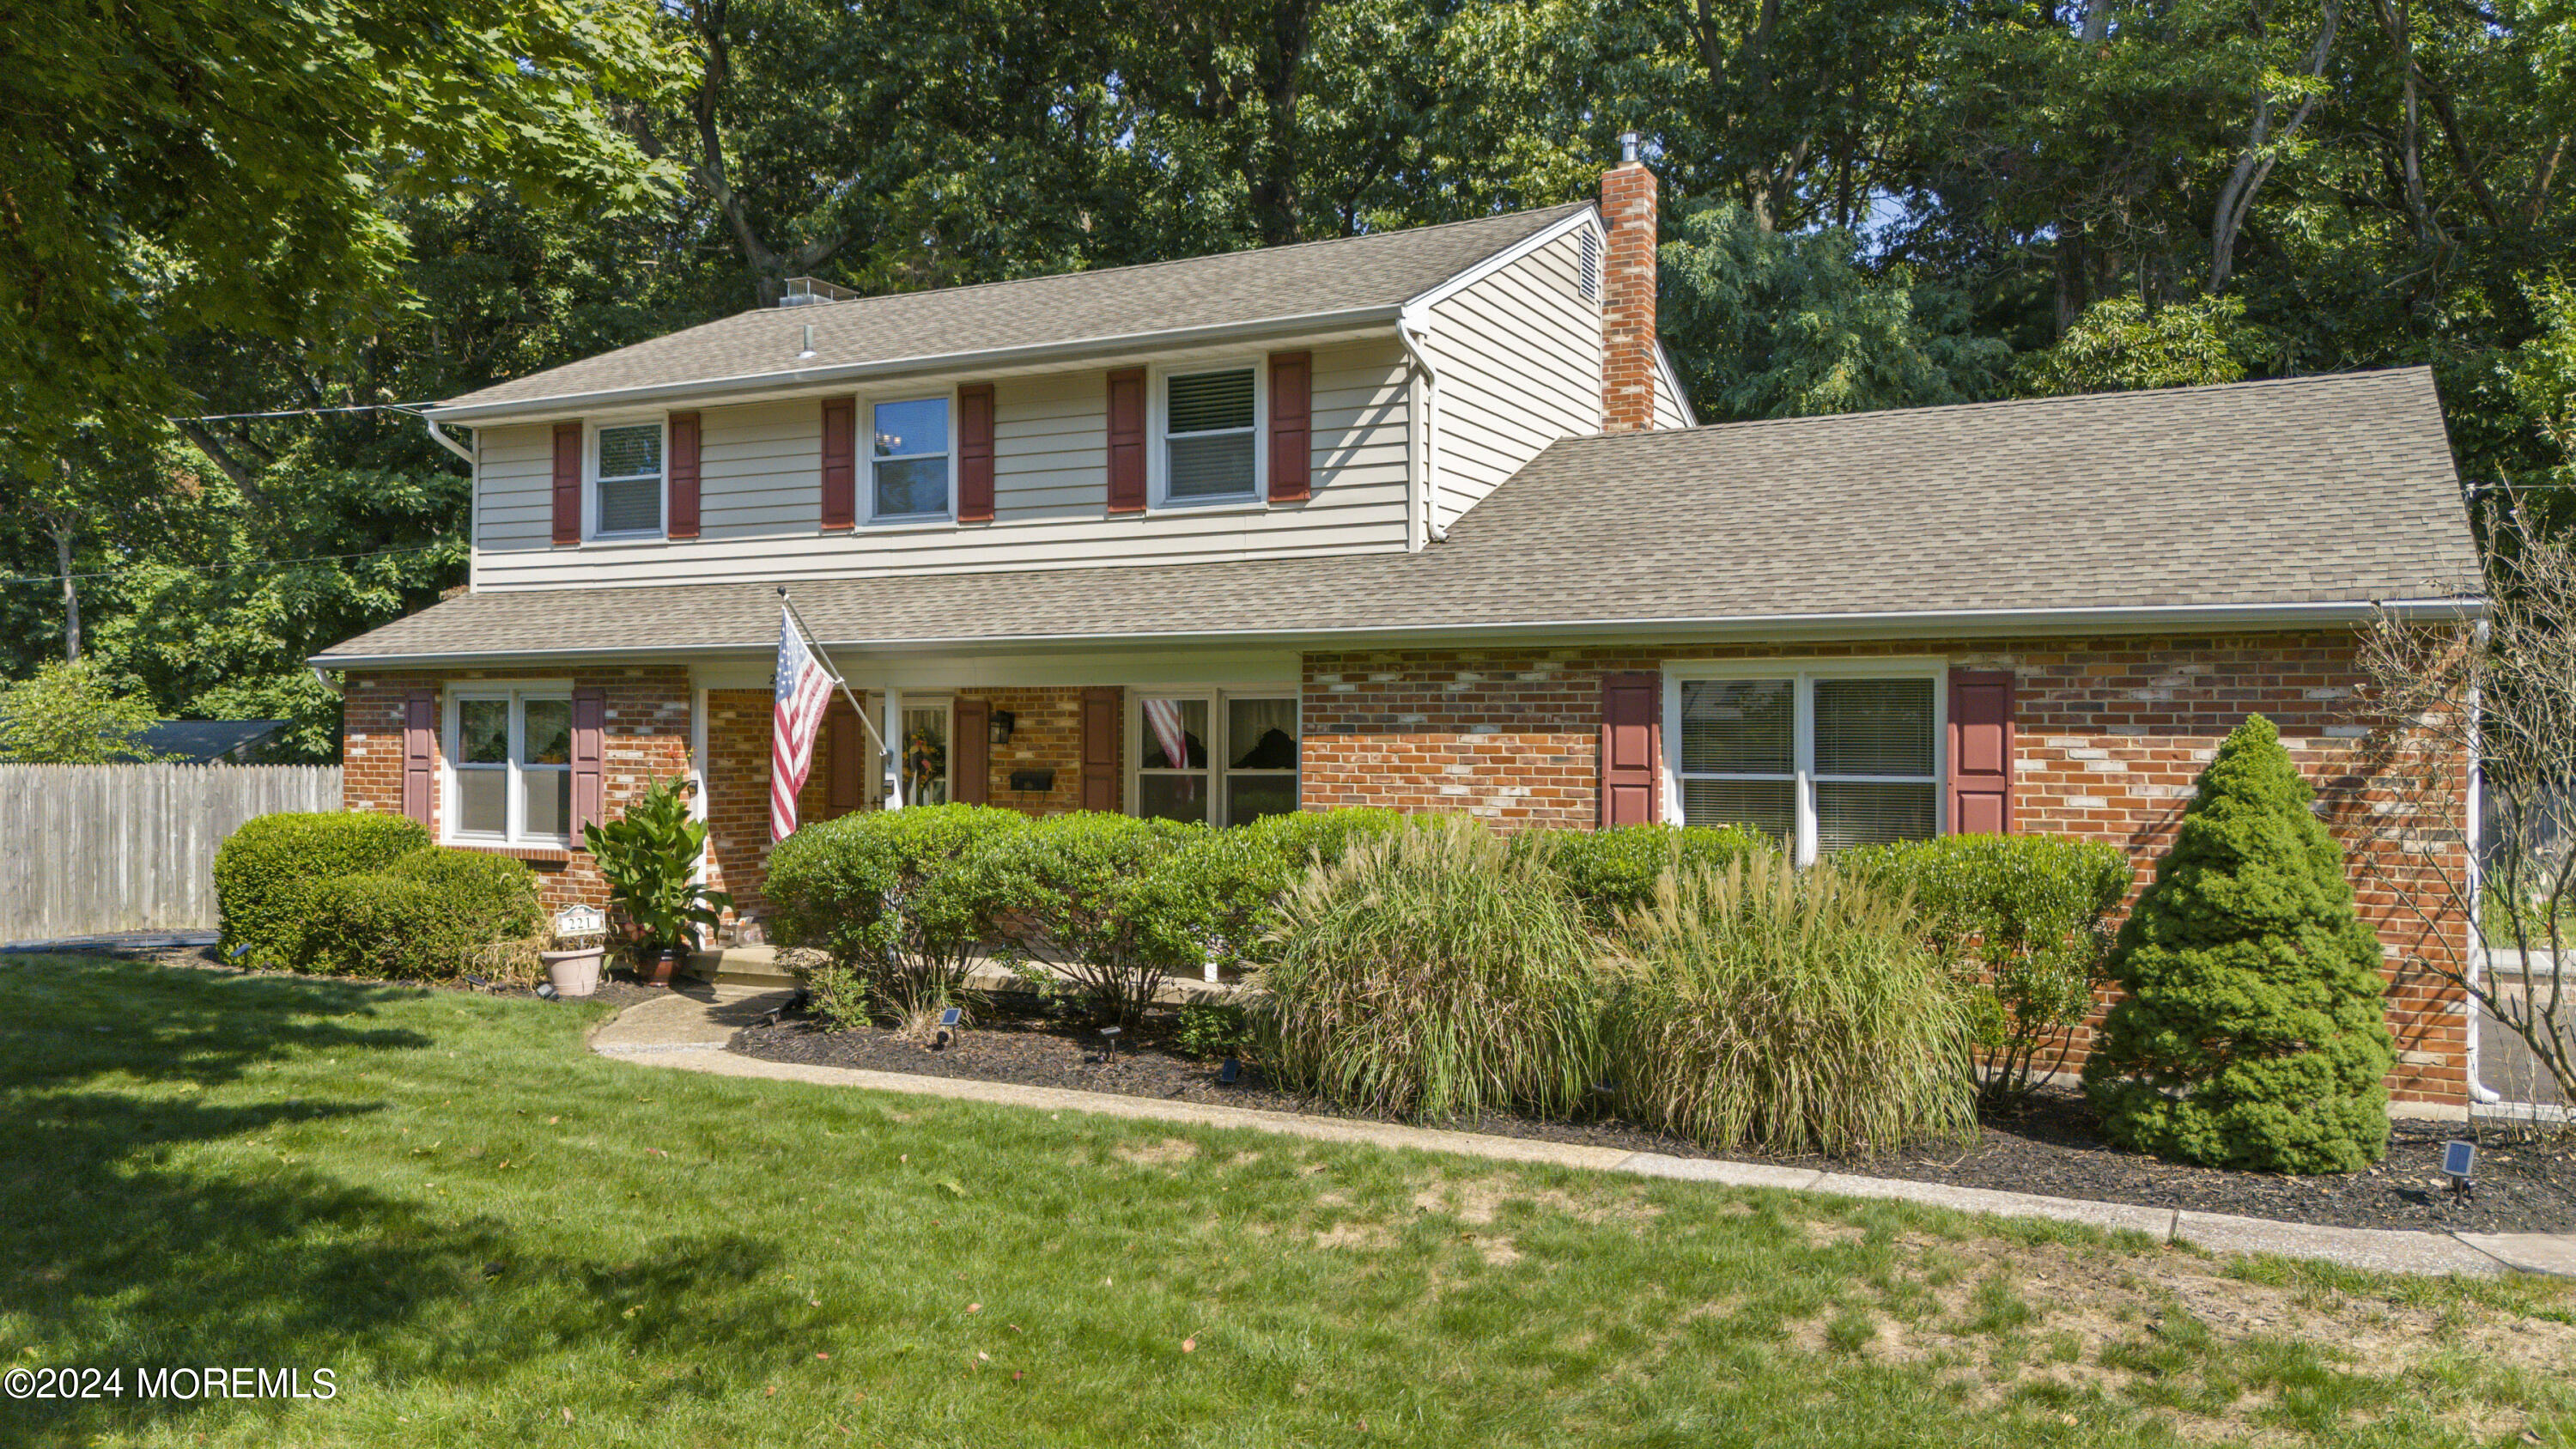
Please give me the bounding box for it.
[344,633,2471,1105]
[342,666,693,916]
[1299,632,2473,1107]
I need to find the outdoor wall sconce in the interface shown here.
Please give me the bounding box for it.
[988,709,1016,746]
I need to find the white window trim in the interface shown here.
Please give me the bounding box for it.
[443,682,575,847]
[863,388,960,526]
[1150,359,1267,509]
[1661,658,1947,864]
[587,415,668,542]
[1126,687,1300,825]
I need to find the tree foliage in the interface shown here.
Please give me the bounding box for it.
[8,0,2576,750]
[2082,715,2396,1173]
[0,661,161,764]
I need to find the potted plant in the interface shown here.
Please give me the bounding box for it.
[539,905,610,998]
[584,777,732,986]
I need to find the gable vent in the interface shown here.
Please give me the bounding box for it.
[1577,228,1602,304]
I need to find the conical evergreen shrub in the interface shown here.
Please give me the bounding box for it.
[2081,715,2395,1172]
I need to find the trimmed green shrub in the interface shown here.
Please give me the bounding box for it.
[1173,1002,1252,1061]
[1845,833,2132,1099]
[213,811,430,966]
[294,847,541,980]
[2081,715,2396,1173]
[1603,850,1975,1154]
[801,959,874,1031]
[1135,807,1406,974]
[1251,817,1607,1121]
[1520,823,1770,928]
[953,811,1200,1024]
[765,803,1032,1019]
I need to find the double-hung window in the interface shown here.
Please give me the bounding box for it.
[1158,367,1260,503]
[450,690,573,845]
[1134,692,1298,826]
[1669,665,1941,863]
[594,423,664,537]
[872,397,951,520]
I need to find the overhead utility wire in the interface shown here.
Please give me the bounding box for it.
[168,401,440,423]
[0,539,451,582]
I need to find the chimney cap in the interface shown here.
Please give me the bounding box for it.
[1619,131,1640,165]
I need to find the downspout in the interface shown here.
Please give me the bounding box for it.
[1394,312,1448,543]
[2464,616,2504,1105]
[424,417,475,465]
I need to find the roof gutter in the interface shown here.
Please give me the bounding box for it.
[423,417,476,465]
[424,305,1407,424]
[309,596,2487,671]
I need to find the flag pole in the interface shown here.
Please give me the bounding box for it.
[777,586,894,778]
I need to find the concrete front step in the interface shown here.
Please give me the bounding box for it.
[681,944,1242,1005]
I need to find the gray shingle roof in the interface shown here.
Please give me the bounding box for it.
[319,368,2479,666]
[434,203,1594,416]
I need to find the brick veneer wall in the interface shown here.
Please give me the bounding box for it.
[342,666,694,915]
[1300,633,2472,1106]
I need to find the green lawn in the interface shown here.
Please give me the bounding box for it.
[3,956,2572,1448]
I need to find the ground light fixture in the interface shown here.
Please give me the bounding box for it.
[933,1005,963,1050]
[2445,1141,2476,1203]
[1217,1057,1241,1086]
[1095,1025,1121,1063]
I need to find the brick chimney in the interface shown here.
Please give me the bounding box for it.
[1599,131,1658,433]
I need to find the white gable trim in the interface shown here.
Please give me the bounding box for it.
[1397,206,1603,320]
[1654,342,1698,428]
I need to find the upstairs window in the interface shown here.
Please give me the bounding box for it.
[872,397,951,520]
[594,423,664,537]
[1672,667,1940,863]
[451,690,572,845]
[1160,367,1258,502]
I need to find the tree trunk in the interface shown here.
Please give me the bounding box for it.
[53,525,80,665]
[2210,1,2338,294]
[2081,0,2115,43]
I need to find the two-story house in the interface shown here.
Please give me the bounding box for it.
[316,148,2489,1108]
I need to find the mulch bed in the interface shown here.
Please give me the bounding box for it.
[732,994,2576,1236]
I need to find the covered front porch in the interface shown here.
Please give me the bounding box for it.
[686,644,1309,930]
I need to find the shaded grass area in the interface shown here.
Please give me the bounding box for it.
[3,955,2572,1448]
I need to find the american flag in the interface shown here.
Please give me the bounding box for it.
[771,606,835,842]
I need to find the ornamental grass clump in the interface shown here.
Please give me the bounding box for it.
[2082,715,2395,1173]
[1603,850,1975,1155]
[1250,817,1607,1122]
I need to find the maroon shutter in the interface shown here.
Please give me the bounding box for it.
[667,411,702,539]
[1105,368,1147,514]
[1268,350,1311,502]
[571,686,607,837]
[953,697,991,805]
[820,397,857,530]
[550,422,583,545]
[401,690,436,828]
[1079,686,1122,811]
[1598,672,1661,828]
[1947,671,2015,835]
[826,703,864,815]
[957,384,996,523]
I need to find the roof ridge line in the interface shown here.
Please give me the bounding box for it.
[723,201,1596,320]
[1556,366,2435,444]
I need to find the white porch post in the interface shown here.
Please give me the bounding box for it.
[882,687,904,808]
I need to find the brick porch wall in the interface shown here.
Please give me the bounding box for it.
[343,667,694,915]
[1299,632,2473,1107]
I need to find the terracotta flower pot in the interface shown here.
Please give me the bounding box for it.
[634,946,689,987]
[540,947,604,998]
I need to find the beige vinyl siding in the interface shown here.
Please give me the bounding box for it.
[1424,228,1603,533]
[1653,359,1694,430]
[469,339,1413,591]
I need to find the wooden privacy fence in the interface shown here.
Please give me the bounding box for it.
[0,764,343,942]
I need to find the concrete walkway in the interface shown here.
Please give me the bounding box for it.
[589,985,2576,1282]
